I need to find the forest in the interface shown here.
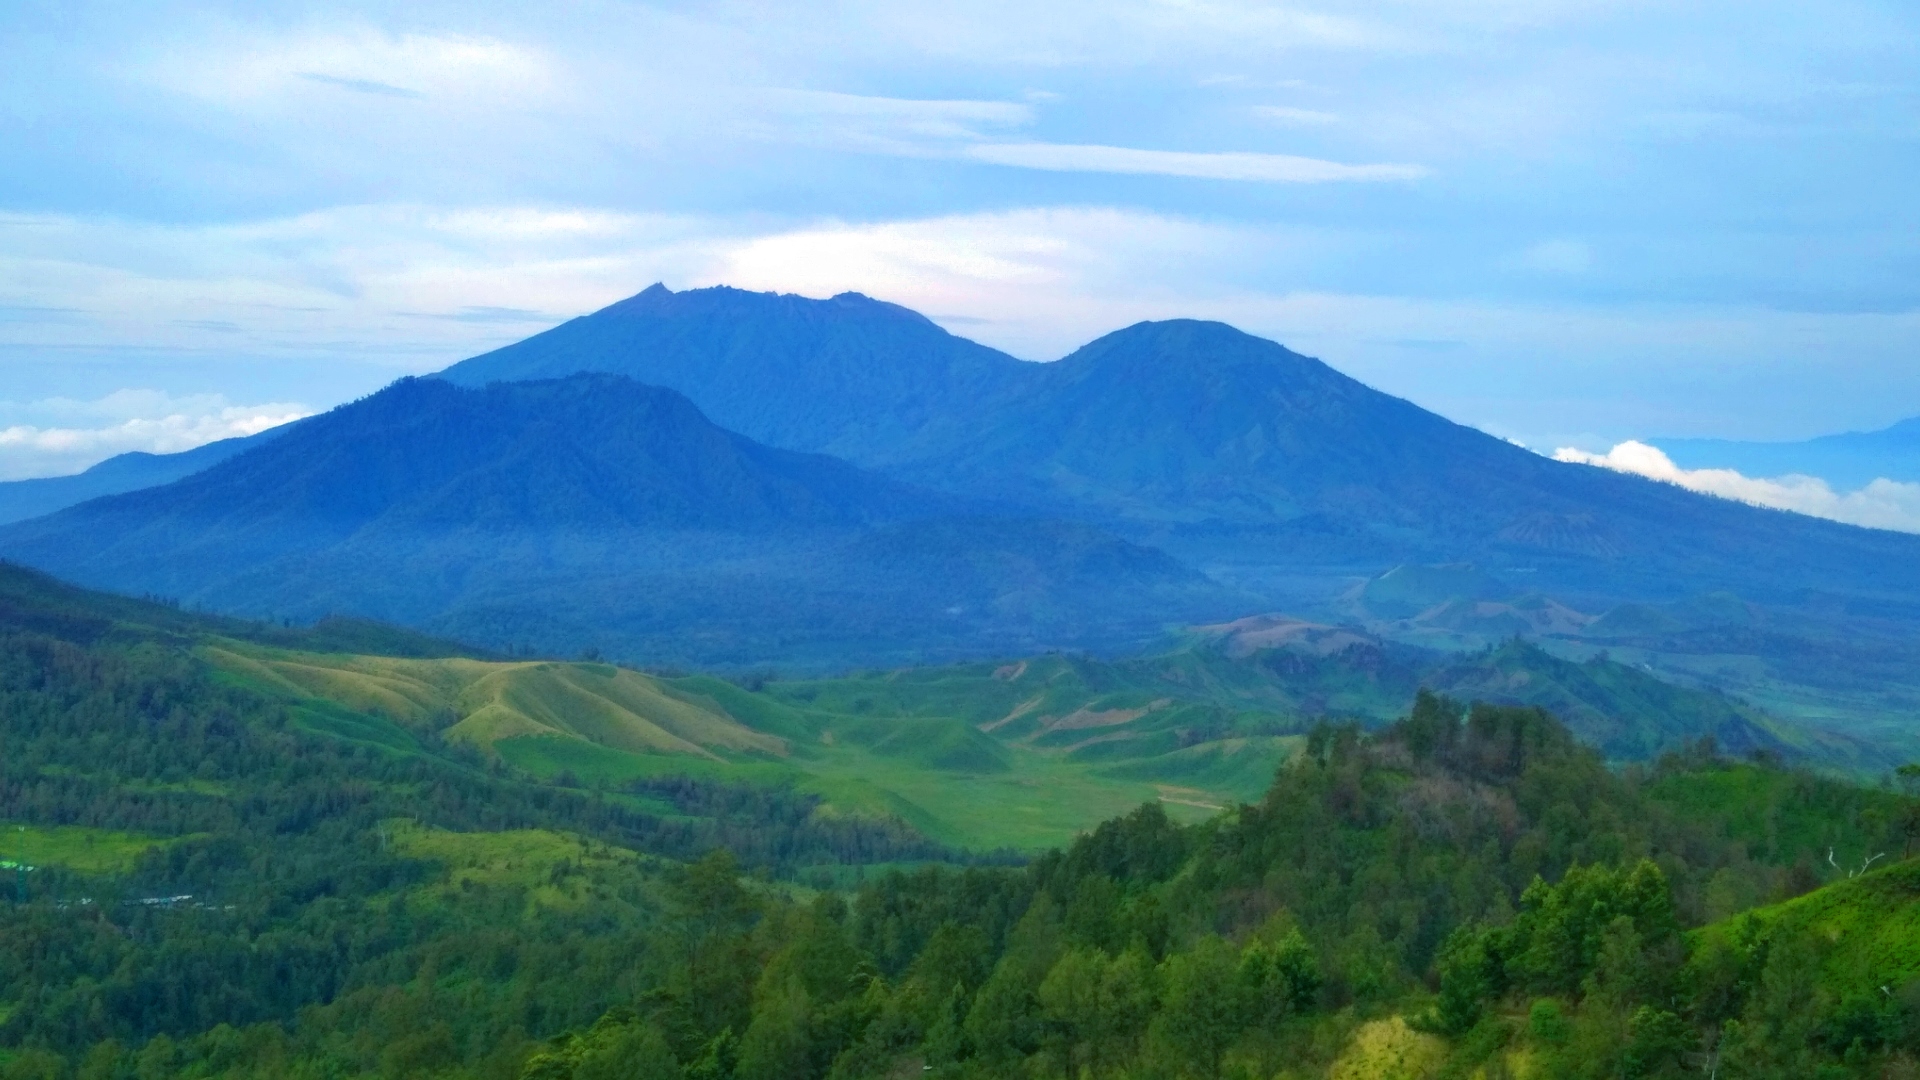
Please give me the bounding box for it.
[5,560,1920,1078]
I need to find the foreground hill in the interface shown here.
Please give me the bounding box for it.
[6,555,1917,1078]
[0,375,1228,666]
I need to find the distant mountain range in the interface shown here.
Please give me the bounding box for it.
[0,373,1228,665]
[1656,416,1920,489]
[445,284,1920,606]
[0,426,289,526]
[6,282,1920,683]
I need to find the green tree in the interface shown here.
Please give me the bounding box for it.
[1151,935,1246,1078]
[1896,762,1920,858]
[1429,926,1495,1036]
[964,894,1063,1065]
[737,974,815,1080]
[576,1021,680,1080]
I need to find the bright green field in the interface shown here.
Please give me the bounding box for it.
[0,823,181,874]
[492,728,1252,851]
[217,642,1300,853]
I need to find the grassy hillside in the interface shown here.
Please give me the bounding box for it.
[206,647,787,760]
[8,561,1920,1078]
[11,558,1920,1078]
[500,695,1920,1080]
[189,609,1882,855]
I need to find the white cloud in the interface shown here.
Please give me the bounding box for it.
[147,29,552,111]
[1552,440,1920,533]
[963,142,1428,182]
[1251,105,1340,125]
[5,202,1920,438]
[746,90,1034,157]
[766,89,1031,132]
[0,392,309,480]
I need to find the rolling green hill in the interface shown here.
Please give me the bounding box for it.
[10,556,1920,1078]
[206,647,788,760]
[183,604,1883,858]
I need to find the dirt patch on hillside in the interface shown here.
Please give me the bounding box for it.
[979,694,1044,733]
[1043,699,1171,734]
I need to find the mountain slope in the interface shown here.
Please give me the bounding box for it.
[0,374,1228,665]
[0,425,292,525]
[0,374,921,590]
[890,320,1920,605]
[434,290,1920,611]
[438,284,1034,463]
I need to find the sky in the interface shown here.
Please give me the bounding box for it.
[2,0,1918,486]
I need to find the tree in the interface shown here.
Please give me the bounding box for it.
[737,974,815,1080]
[1896,763,1920,858]
[1151,935,1246,1078]
[575,1021,680,1080]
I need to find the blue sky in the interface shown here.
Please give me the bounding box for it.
[2,0,1918,480]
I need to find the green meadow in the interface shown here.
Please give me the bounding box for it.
[0,823,180,874]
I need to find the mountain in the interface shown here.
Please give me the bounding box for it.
[0,373,1228,666]
[1656,415,1920,489]
[435,289,1920,611]
[438,283,1034,464]
[14,283,1920,690]
[0,425,292,525]
[862,319,1920,615]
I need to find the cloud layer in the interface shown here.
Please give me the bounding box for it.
[0,391,308,480]
[1554,441,1920,534]
[2,0,1919,466]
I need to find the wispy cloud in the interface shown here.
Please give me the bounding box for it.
[754,89,1034,155]
[1553,440,1920,533]
[1251,105,1339,125]
[147,29,550,114]
[298,72,426,99]
[963,142,1428,182]
[6,202,1920,436]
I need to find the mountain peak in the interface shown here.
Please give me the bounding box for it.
[1073,318,1319,370]
[436,284,1028,459]
[587,283,933,329]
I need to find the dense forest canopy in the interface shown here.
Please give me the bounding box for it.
[5,561,1920,1078]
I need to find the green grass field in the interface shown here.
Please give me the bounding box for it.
[212,641,1298,853]
[0,823,181,874]
[1689,856,1920,992]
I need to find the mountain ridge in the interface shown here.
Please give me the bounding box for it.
[434,287,1920,610]
[1657,415,1920,488]
[0,372,1232,666]
[0,425,294,526]
[439,283,1036,465]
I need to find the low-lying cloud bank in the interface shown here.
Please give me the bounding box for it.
[1554,440,1920,534]
[0,391,309,480]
